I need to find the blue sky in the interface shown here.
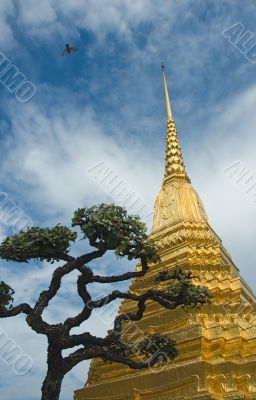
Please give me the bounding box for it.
[0,1,256,399]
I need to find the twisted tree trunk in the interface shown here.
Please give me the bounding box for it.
[41,341,65,400]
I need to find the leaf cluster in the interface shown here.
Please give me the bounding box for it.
[72,204,159,262]
[155,268,211,307]
[0,226,77,262]
[0,281,14,311]
[102,338,133,362]
[101,333,177,366]
[138,333,178,361]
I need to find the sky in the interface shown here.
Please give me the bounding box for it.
[0,1,256,399]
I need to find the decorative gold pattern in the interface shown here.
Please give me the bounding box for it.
[164,120,187,182]
[153,179,209,233]
[74,70,256,400]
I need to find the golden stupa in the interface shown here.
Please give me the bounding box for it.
[74,67,256,400]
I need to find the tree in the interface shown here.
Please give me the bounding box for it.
[0,203,209,400]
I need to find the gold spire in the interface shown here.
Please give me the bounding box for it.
[161,63,173,121]
[161,64,188,184]
[150,65,209,234]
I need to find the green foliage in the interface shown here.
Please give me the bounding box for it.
[139,333,178,362]
[102,338,133,362]
[102,333,177,366]
[72,204,159,262]
[0,281,14,311]
[155,268,211,307]
[0,226,77,263]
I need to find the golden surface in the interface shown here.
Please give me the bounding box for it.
[162,64,173,121]
[74,70,256,400]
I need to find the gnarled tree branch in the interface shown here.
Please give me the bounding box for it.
[63,274,92,330]
[91,255,149,283]
[0,303,32,317]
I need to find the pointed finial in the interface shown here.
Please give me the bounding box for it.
[161,63,173,121]
[160,64,189,184]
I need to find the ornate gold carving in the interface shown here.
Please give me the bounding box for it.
[207,374,234,394]
[234,374,256,394]
[132,375,200,400]
[164,120,187,181]
[206,373,256,397]
[152,180,209,233]
[155,226,217,249]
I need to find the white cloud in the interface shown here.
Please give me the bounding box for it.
[14,0,177,42]
[0,93,160,226]
[0,1,16,50]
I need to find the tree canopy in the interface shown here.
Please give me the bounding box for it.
[0,203,210,400]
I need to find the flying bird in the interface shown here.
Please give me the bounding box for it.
[61,44,78,56]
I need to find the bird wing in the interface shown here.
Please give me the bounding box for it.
[69,47,78,53]
[61,49,69,56]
